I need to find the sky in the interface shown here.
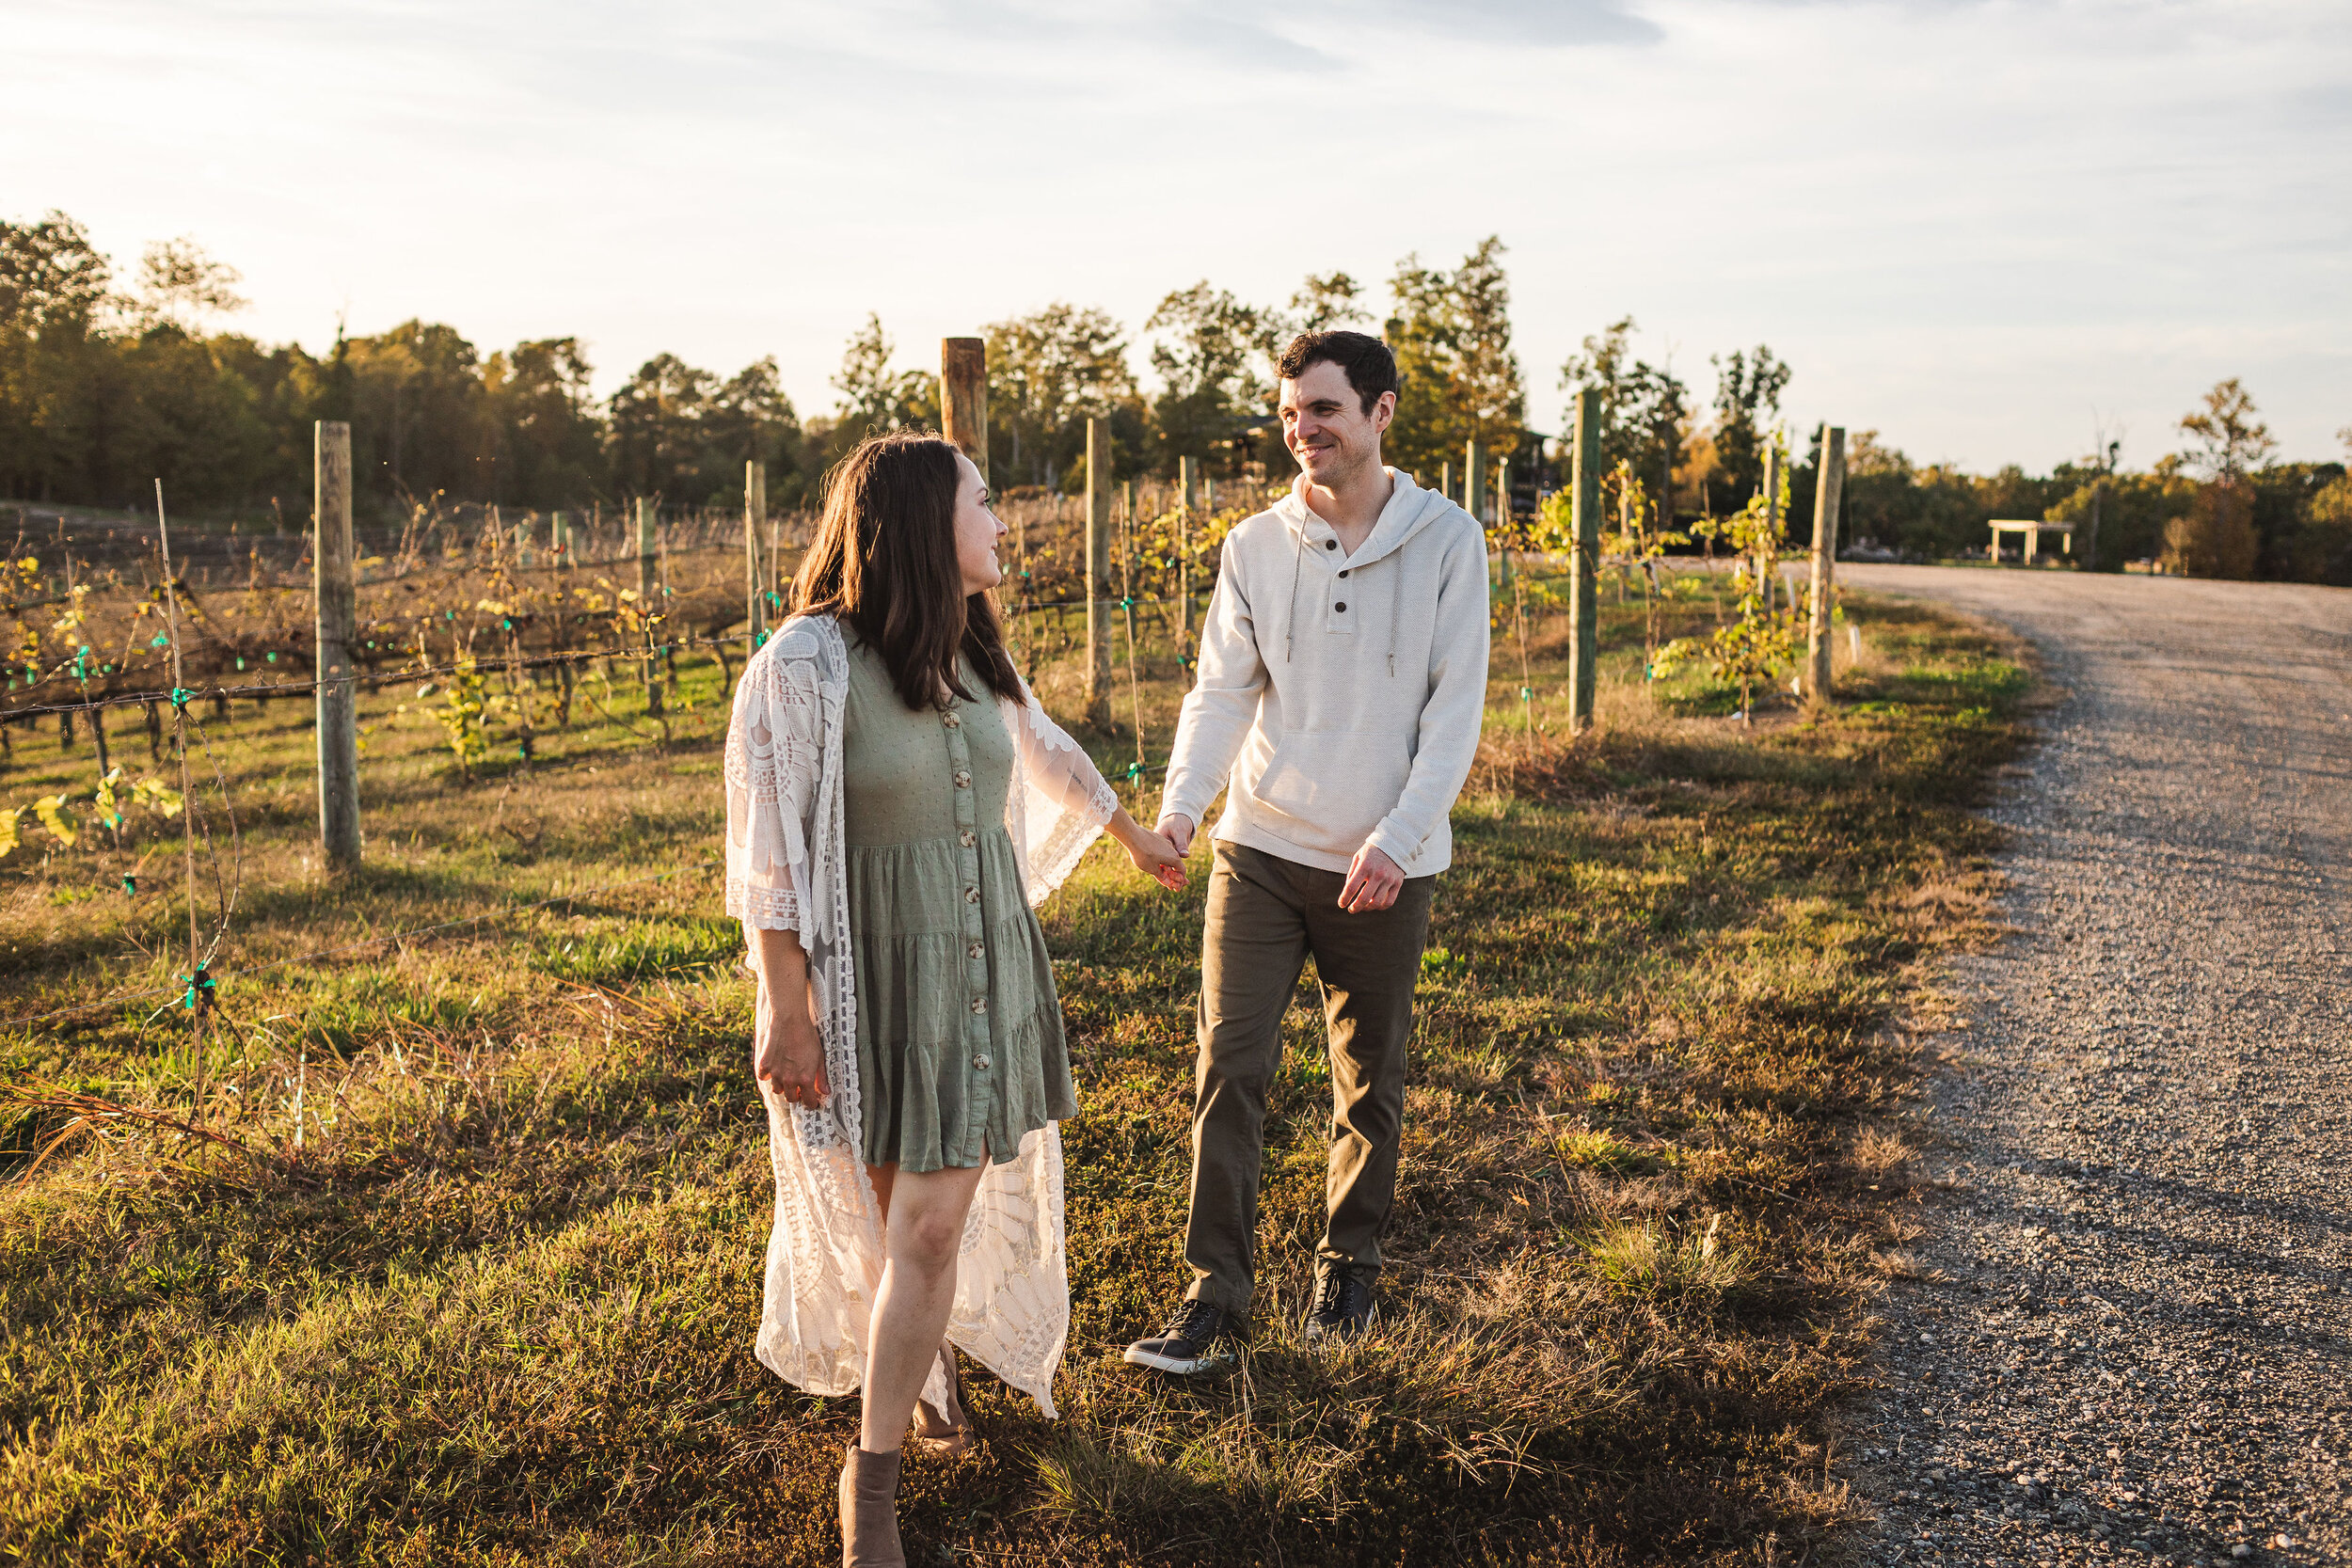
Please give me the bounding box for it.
[7,0,2348,473]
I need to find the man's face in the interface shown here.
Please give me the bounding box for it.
[1279,360,1393,486]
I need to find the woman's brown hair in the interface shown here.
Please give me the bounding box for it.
[791,431,1023,711]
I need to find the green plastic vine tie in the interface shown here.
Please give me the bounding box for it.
[168,687,196,711]
[1124,760,1146,783]
[178,964,215,1015]
[121,875,136,897]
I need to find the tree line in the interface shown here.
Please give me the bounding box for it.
[5,209,2345,580]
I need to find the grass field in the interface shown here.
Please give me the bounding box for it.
[0,572,2029,1565]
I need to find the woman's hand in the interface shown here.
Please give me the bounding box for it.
[1108,807,1187,891]
[757,996,829,1108]
[750,926,828,1108]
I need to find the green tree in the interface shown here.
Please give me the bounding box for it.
[1561,316,1686,520]
[1284,272,1370,336]
[2178,377,2275,480]
[982,303,1132,487]
[1708,344,1789,507]
[1147,282,1272,474]
[1384,236,1525,480]
[830,313,939,443]
[480,338,604,507]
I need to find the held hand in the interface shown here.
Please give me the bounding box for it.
[1123,827,1189,891]
[755,998,829,1109]
[1338,844,1404,913]
[1155,814,1196,857]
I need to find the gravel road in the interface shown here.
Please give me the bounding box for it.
[1836,565,2352,1568]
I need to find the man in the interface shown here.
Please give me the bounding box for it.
[1123,330,1491,1374]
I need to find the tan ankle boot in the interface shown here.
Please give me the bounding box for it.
[912,1344,972,1459]
[837,1445,904,1568]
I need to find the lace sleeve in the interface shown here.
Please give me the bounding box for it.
[724,646,823,931]
[1005,678,1119,906]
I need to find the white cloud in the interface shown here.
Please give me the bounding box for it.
[2,0,2345,468]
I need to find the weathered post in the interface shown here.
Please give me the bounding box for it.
[744,460,768,657]
[1465,440,1486,524]
[636,498,663,718]
[1759,446,1781,596]
[1805,424,1847,705]
[1494,454,1514,587]
[314,420,361,871]
[2085,479,2104,572]
[941,337,988,481]
[1176,455,1197,645]
[549,511,576,727]
[1085,417,1110,725]
[1568,390,1601,733]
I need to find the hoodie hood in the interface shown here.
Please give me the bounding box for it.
[1272,468,1460,569]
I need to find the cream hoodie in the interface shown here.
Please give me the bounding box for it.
[1161,469,1490,878]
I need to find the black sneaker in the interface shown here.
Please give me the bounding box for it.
[1122,1299,1243,1374]
[1303,1270,1375,1342]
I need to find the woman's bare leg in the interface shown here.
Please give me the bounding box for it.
[858,1159,987,1454]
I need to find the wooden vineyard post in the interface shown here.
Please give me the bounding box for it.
[2086,478,2105,572]
[1760,446,1781,596]
[1805,424,1847,705]
[1176,455,1197,650]
[1568,390,1601,734]
[942,338,988,481]
[314,420,361,871]
[636,498,663,720]
[550,512,575,726]
[1085,417,1110,726]
[1495,454,1514,587]
[744,461,768,659]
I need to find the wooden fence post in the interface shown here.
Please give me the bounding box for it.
[1805,424,1846,705]
[2086,479,2104,572]
[1495,454,1515,587]
[636,498,663,718]
[1085,417,1110,725]
[1568,391,1601,733]
[1176,455,1197,646]
[314,420,361,870]
[744,460,768,657]
[942,337,988,481]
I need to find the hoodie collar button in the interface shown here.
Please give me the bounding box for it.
[1337,569,1348,578]
[1324,539,1338,550]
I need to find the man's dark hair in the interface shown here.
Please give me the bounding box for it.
[1277,330,1398,415]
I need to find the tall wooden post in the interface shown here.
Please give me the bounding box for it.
[1085,417,1110,725]
[941,338,988,482]
[313,421,361,871]
[1759,447,1782,594]
[1465,440,1486,524]
[744,460,768,656]
[1176,455,1197,645]
[636,498,663,717]
[1568,391,1601,734]
[1805,425,1847,705]
[2085,480,2104,572]
[1494,455,1514,587]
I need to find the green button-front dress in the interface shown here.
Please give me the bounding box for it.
[842,638,1076,1174]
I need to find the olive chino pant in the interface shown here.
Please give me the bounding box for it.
[1182,841,1437,1316]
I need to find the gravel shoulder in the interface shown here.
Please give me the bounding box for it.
[1837,565,2352,1568]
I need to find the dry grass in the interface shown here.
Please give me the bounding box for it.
[0,568,2028,1565]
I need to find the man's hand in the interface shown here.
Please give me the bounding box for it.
[1338,844,1404,913]
[1155,813,1197,857]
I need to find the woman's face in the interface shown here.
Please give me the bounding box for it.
[952,451,1007,595]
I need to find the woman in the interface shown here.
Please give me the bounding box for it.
[723,432,1184,1566]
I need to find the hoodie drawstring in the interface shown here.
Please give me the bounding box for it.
[1388,547,1402,677]
[1284,526,1307,663]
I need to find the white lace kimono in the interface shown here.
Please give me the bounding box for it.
[722,612,1117,1418]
